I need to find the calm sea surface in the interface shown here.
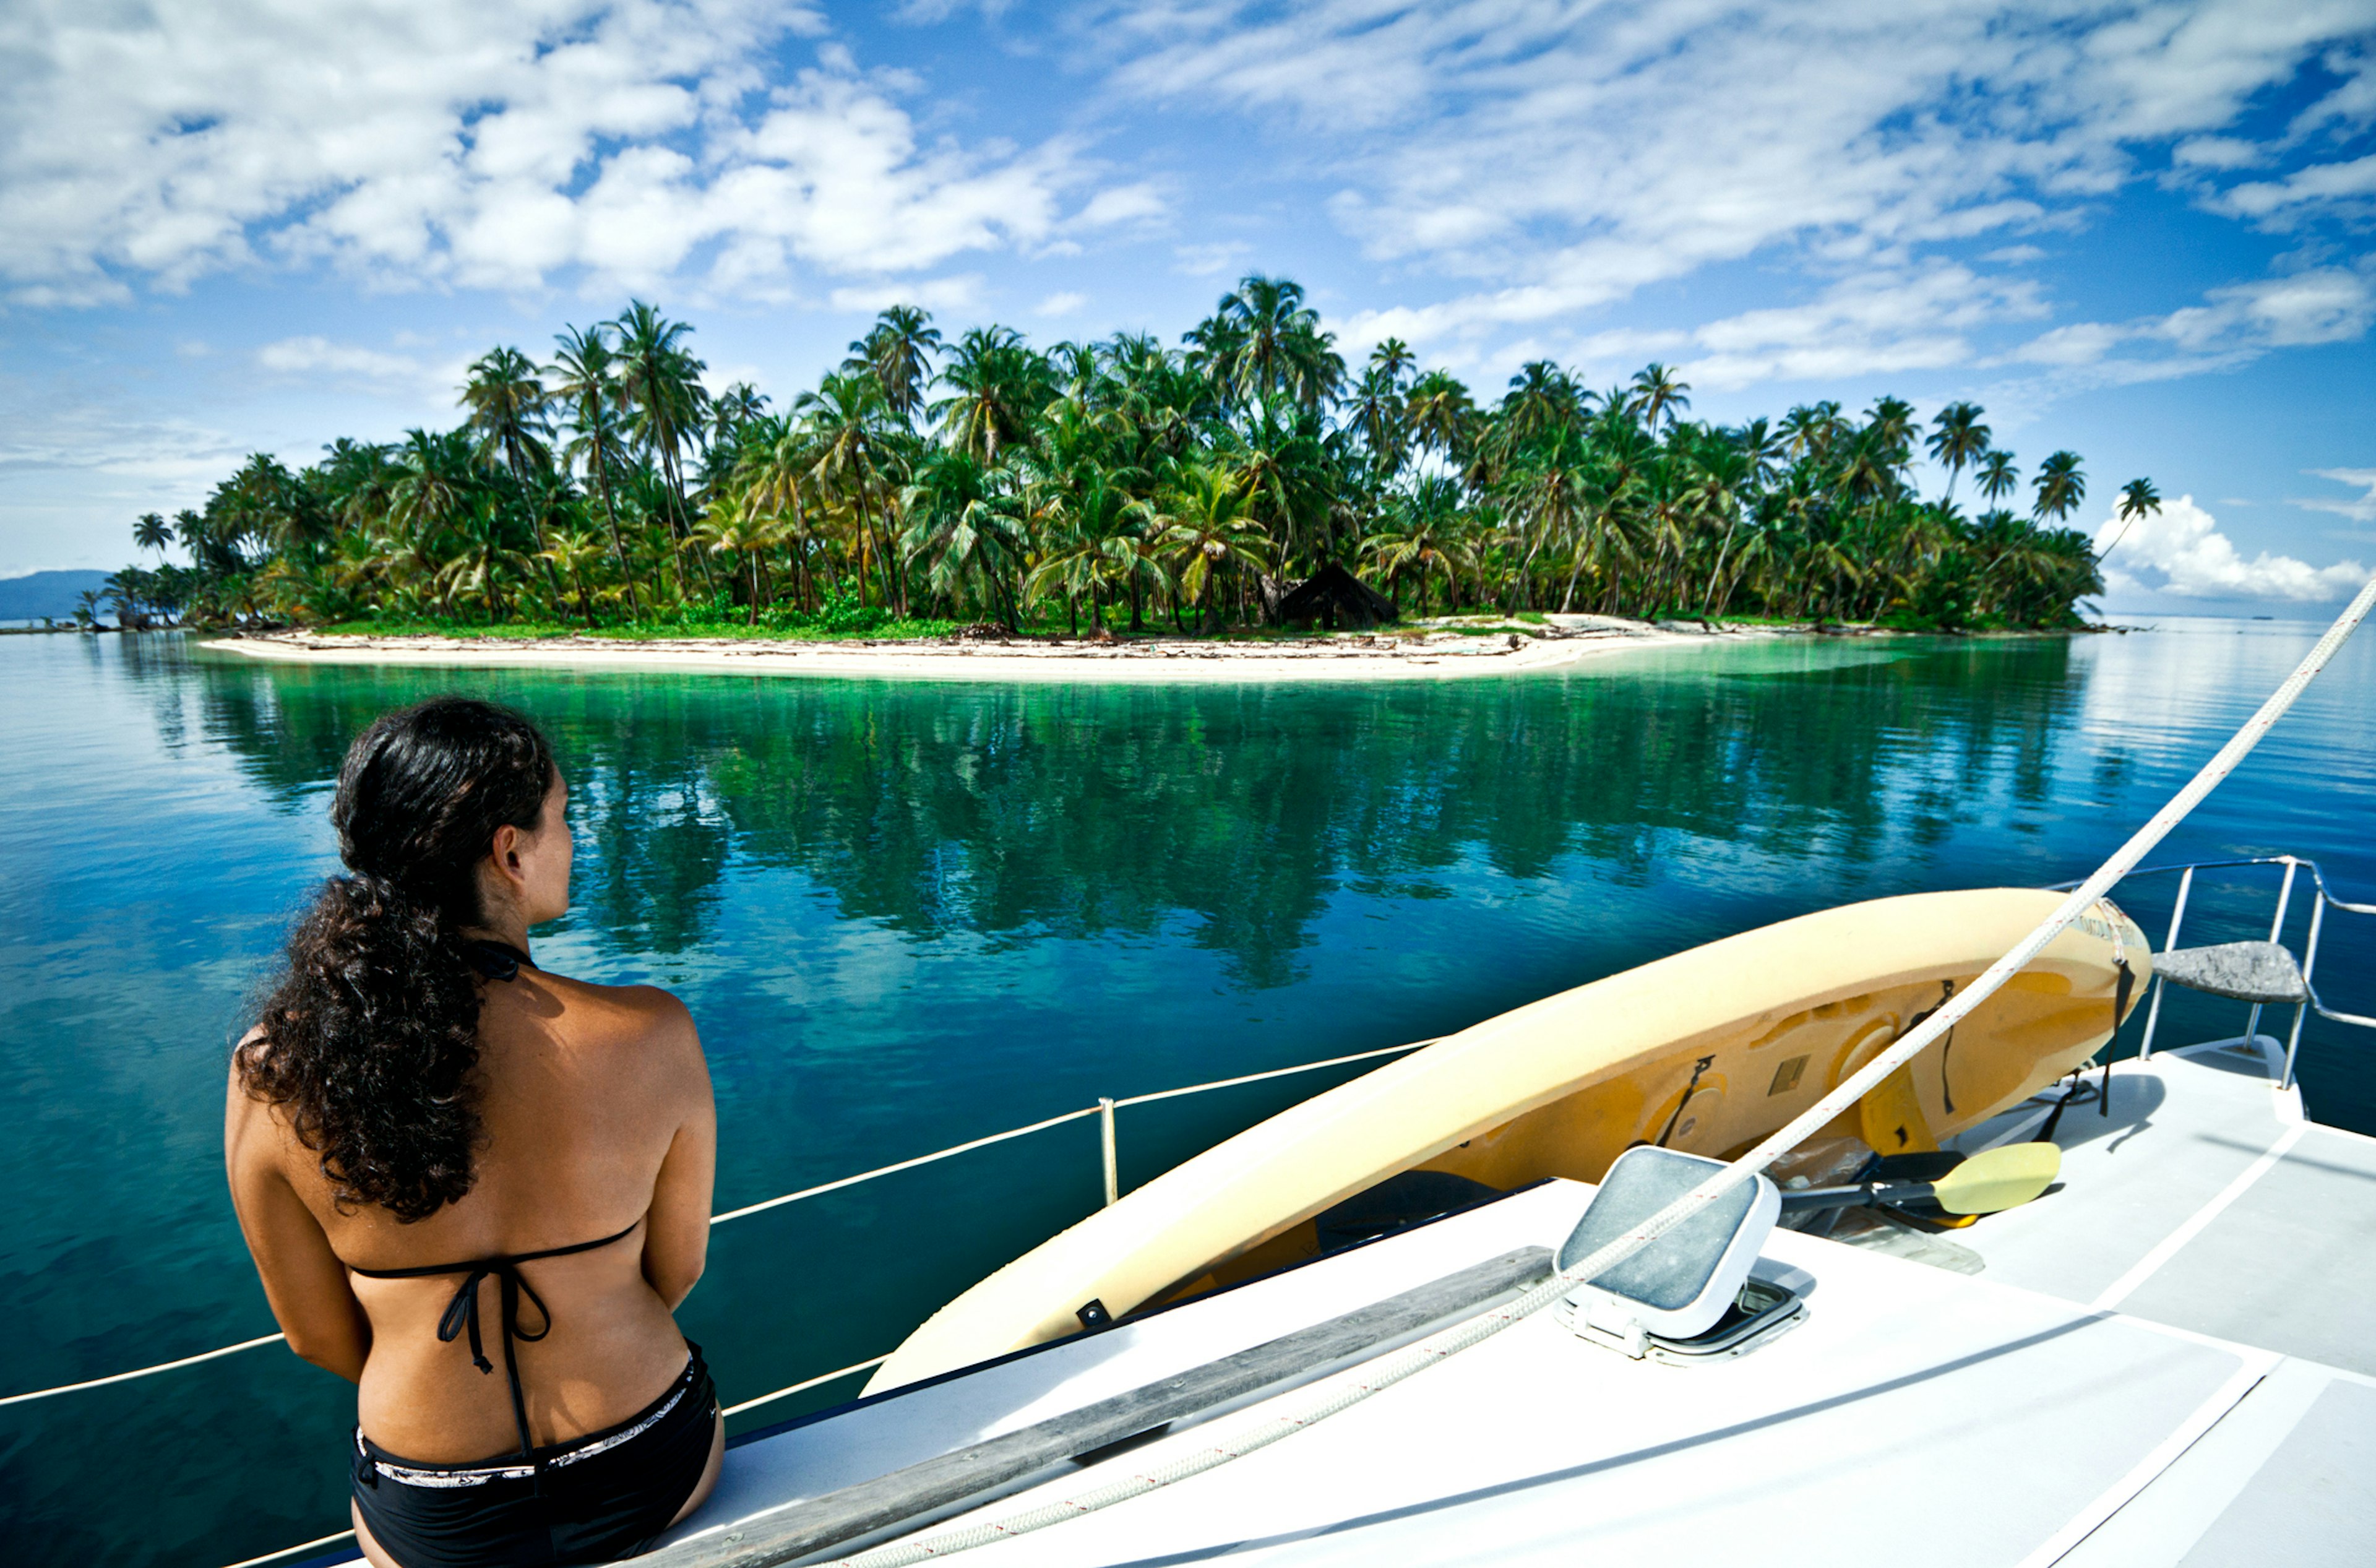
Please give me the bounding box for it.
[4,621,2374,1565]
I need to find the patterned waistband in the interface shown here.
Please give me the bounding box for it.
[357,1356,705,1489]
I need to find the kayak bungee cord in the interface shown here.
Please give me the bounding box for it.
[816,578,2376,1568]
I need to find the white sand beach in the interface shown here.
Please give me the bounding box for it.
[200,618,1757,683]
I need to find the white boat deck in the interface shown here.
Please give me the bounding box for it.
[654,1036,2376,1567]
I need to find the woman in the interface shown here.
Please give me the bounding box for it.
[226,697,721,1567]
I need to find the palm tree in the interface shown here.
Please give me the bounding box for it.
[614,300,710,593]
[1346,362,1411,476]
[845,306,942,428]
[900,447,1030,628]
[799,372,906,612]
[540,527,608,626]
[1925,402,1991,502]
[1202,275,1343,417]
[932,326,1048,466]
[134,512,172,558]
[692,510,785,625]
[387,428,480,555]
[1364,475,1476,613]
[2097,477,2163,565]
[435,493,532,620]
[462,345,566,605]
[1630,363,1690,432]
[1406,370,1475,466]
[548,323,641,617]
[1974,449,2020,507]
[1136,463,1275,631]
[2032,450,2087,525]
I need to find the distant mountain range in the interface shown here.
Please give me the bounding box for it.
[0,569,113,621]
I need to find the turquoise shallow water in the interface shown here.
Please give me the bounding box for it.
[2,621,2374,1565]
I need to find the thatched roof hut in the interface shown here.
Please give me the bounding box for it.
[1270,562,1399,631]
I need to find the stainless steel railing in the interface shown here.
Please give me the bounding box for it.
[2054,854,2376,1090]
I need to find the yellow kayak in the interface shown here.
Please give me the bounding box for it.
[869,888,2148,1391]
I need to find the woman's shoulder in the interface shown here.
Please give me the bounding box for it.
[527,970,700,1053]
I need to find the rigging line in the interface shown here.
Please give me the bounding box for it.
[1111,1041,1433,1107]
[708,1106,1104,1226]
[0,1331,287,1408]
[723,1355,892,1418]
[3,1043,1429,1405]
[812,573,2376,1568]
[218,1527,355,1568]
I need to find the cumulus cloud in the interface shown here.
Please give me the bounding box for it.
[1035,290,1088,317]
[1088,0,2376,367]
[0,0,1108,303]
[2095,494,2372,602]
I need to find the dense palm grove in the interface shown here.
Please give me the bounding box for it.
[103,277,2149,635]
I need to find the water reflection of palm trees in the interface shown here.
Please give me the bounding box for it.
[183,640,2083,984]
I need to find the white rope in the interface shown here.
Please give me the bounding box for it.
[819,577,2376,1568]
[723,1355,892,1418]
[1113,1041,1432,1107]
[217,1527,355,1568]
[708,1107,1104,1225]
[0,1048,1416,1406]
[0,1331,288,1408]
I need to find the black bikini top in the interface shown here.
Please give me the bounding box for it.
[460,938,535,981]
[349,935,642,1468]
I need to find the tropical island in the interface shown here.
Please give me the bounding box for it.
[95,275,2159,657]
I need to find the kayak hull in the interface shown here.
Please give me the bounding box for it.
[868,889,2148,1392]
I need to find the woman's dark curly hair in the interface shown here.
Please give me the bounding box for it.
[238,697,559,1221]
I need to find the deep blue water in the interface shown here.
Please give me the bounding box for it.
[2,620,2373,1566]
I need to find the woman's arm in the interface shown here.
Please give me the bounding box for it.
[225,1057,372,1382]
[640,996,717,1312]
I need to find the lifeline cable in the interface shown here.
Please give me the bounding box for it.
[813,579,2376,1568]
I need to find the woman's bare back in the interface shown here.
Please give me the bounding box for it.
[231,967,717,1463]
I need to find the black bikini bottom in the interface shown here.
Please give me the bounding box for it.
[351,1343,718,1567]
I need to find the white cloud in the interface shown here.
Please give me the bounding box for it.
[249,336,482,404]
[1662,266,2041,391]
[1076,183,1167,228]
[2094,494,2371,601]
[1088,0,2376,375]
[2172,136,2270,170]
[0,1,1113,303]
[1174,241,1251,278]
[2213,152,2376,223]
[2010,262,2376,382]
[1035,290,1088,317]
[256,336,433,384]
[2297,467,2376,525]
[826,274,985,313]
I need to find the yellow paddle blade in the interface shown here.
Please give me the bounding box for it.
[1934,1142,2062,1215]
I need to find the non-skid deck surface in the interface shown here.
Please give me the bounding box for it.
[1951,1040,2376,1377]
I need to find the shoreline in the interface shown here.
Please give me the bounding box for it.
[197,618,1768,683]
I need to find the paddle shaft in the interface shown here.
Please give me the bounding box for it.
[1777,1180,1943,1214]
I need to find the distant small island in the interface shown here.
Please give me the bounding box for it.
[0,569,112,625]
[98,275,2159,642]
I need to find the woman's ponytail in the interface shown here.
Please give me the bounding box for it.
[238,698,557,1222]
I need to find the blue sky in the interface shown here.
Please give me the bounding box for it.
[4,0,2374,614]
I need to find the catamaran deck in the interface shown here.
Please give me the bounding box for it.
[640,1037,2376,1568]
